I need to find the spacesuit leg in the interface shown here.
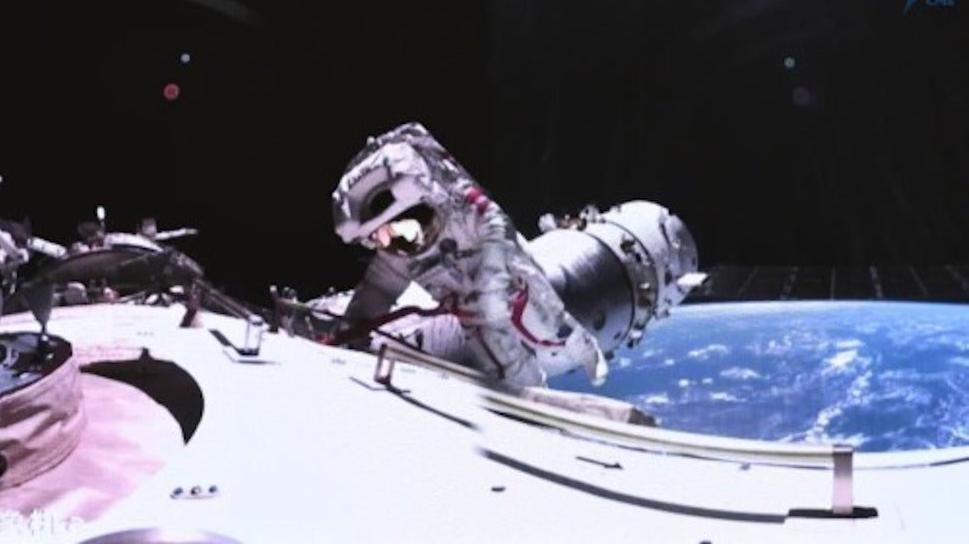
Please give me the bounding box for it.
[562,324,609,387]
[467,324,547,389]
[513,265,610,386]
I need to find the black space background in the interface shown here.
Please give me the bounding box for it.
[0,1,967,305]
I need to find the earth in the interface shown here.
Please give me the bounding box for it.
[549,301,969,452]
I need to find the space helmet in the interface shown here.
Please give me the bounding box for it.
[332,123,466,256]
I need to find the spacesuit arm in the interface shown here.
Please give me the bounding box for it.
[342,254,411,329]
[465,187,515,324]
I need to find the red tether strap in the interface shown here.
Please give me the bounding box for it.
[510,285,565,347]
[320,304,451,345]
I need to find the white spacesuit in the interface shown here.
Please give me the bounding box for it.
[332,123,608,388]
[0,224,30,313]
[0,229,28,271]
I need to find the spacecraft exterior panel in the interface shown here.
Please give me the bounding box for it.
[0,305,965,543]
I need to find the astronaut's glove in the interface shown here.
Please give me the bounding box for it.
[588,350,609,387]
[537,213,558,234]
[564,329,609,387]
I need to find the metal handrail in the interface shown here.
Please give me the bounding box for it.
[374,340,855,515]
[374,342,490,385]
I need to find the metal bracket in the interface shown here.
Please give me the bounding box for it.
[209,315,267,363]
[831,444,854,515]
[241,314,265,356]
[374,344,395,386]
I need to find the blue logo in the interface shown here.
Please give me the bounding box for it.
[904,0,957,13]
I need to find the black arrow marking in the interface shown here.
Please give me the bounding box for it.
[484,450,785,523]
[576,456,623,470]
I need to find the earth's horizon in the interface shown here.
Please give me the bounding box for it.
[550,300,969,453]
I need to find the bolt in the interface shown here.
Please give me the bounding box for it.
[620,236,636,253]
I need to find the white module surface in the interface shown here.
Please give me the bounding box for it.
[1,305,967,543]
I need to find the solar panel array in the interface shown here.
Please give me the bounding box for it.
[684,266,969,303]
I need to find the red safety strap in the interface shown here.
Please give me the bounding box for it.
[510,284,565,347]
[319,304,451,346]
[319,293,477,346]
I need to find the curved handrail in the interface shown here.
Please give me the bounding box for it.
[375,340,857,514]
[378,342,839,465]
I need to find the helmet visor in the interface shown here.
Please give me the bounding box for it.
[368,203,440,256]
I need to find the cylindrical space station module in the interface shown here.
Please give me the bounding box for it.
[529,201,704,359]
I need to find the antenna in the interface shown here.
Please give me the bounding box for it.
[21,283,55,340]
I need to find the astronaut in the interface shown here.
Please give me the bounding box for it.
[137,217,159,240]
[0,225,29,270]
[69,221,108,255]
[0,222,30,312]
[332,123,608,389]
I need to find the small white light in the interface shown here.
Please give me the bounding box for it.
[180,52,191,64]
[0,174,4,185]
[783,56,796,70]
[96,206,106,221]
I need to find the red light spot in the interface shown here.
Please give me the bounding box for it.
[163,83,181,101]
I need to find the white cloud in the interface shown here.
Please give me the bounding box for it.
[950,356,969,367]
[636,393,670,405]
[687,344,730,360]
[835,339,863,350]
[822,349,869,374]
[808,404,842,439]
[719,367,761,381]
[936,335,969,352]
